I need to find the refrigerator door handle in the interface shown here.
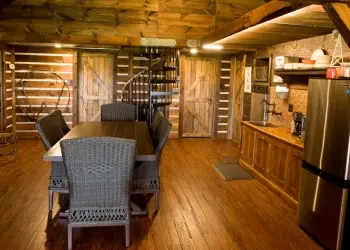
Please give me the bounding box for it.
[302,160,350,189]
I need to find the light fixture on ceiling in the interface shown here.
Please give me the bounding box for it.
[140,38,176,47]
[203,44,223,50]
[190,48,198,54]
[54,43,62,48]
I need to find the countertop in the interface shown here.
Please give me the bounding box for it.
[241,121,304,149]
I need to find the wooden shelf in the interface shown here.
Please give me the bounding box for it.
[151,66,177,72]
[274,69,327,77]
[150,79,177,84]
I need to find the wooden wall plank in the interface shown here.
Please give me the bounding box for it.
[72,51,78,126]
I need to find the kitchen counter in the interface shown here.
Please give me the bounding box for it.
[241,121,304,149]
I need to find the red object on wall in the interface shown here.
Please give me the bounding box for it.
[326,68,337,79]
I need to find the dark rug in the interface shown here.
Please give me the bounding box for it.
[213,163,254,181]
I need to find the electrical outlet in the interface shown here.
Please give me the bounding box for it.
[288,104,293,112]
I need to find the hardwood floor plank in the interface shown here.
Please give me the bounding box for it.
[0,139,321,249]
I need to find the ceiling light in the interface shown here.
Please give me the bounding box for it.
[54,43,62,48]
[190,48,198,54]
[203,44,223,50]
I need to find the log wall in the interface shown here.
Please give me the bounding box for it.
[7,46,73,138]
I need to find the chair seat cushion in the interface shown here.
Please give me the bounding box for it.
[69,206,130,223]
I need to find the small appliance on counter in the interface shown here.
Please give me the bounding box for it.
[292,112,303,136]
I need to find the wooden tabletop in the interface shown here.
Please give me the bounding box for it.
[43,121,157,162]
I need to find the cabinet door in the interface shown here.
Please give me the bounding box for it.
[253,132,270,174]
[286,147,303,200]
[241,126,255,165]
[268,139,289,189]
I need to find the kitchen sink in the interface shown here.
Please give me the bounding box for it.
[248,121,278,127]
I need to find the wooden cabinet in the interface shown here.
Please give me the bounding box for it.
[286,147,303,200]
[240,123,304,202]
[240,126,255,165]
[253,132,270,175]
[268,139,289,189]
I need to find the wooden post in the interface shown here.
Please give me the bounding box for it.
[213,57,221,139]
[72,51,78,126]
[10,47,16,134]
[0,48,5,133]
[227,56,236,140]
[128,51,133,104]
[113,52,118,102]
[178,54,185,138]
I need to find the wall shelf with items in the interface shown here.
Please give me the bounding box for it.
[274,69,327,77]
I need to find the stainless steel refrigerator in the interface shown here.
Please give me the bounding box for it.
[298,79,350,250]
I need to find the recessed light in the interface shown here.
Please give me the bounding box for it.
[203,44,223,50]
[190,48,198,54]
[54,43,62,48]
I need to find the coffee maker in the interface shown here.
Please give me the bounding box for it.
[293,112,303,136]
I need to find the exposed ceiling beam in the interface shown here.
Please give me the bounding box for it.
[323,2,350,47]
[0,0,15,11]
[286,0,349,3]
[201,1,293,45]
[0,31,188,47]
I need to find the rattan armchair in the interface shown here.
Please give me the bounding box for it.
[60,137,136,249]
[35,115,68,215]
[0,132,16,158]
[101,103,137,121]
[51,109,70,135]
[132,116,172,212]
[149,112,164,136]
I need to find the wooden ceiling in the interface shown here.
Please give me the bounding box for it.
[214,5,336,49]
[0,0,267,47]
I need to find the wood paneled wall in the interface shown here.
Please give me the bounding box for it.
[5,46,73,138]
[216,57,232,139]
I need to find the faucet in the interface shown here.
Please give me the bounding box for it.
[261,100,282,116]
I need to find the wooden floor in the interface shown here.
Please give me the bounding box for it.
[0,139,321,250]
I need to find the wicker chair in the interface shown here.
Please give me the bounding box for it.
[60,137,136,249]
[101,103,137,121]
[35,115,68,215]
[51,109,70,135]
[132,116,172,212]
[149,112,164,136]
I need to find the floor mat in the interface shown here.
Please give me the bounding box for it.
[213,163,254,181]
[218,155,239,164]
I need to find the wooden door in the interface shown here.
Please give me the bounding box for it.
[253,132,270,175]
[181,56,218,137]
[286,147,303,200]
[241,125,255,165]
[79,53,114,122]
[268,139,289,189]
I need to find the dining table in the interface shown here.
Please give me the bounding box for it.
[43,120,157,216]
[43,121,157,162]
